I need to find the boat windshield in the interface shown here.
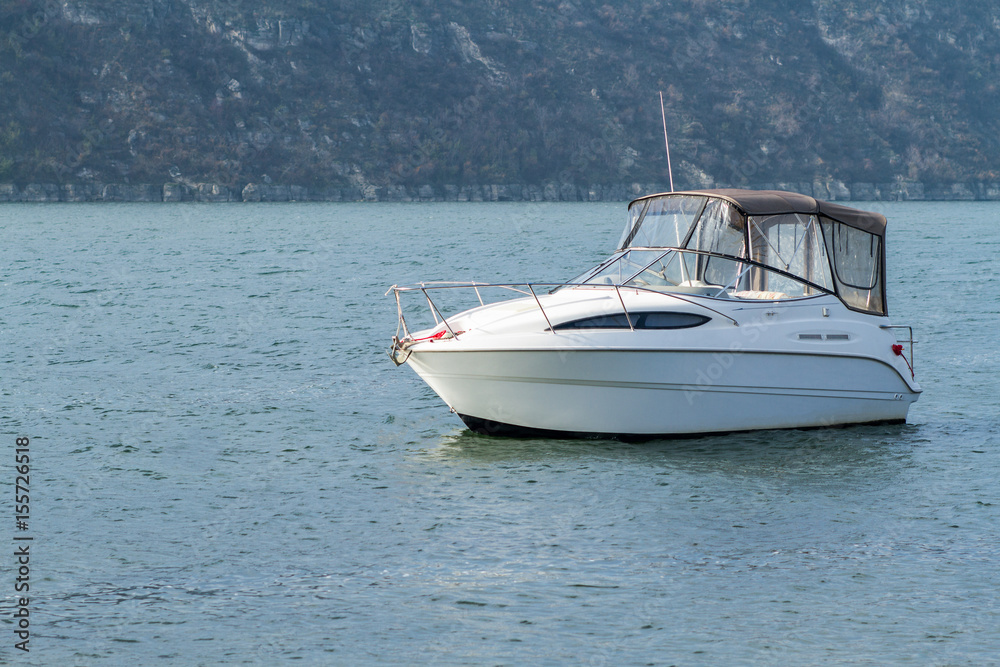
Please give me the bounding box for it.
[577,248,832,300]
[568,249,666,286]
[614,193,886,314]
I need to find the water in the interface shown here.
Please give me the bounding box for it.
[0,200,997,665]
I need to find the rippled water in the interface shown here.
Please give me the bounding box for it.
[0,201,997,665]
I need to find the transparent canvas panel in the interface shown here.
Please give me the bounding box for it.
[619,195,706,249]
[749,213,834,292]
[618,200,647,249]
[684,198,745,258]
[822,221,881,288]
[837,282,885,314]
[821,220,884,314]
[732,261,832,299]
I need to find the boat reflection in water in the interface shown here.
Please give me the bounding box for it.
[388,189,921,439]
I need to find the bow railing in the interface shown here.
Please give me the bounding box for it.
[386,281,742,365]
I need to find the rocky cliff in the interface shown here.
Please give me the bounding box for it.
[2,0,1000,201]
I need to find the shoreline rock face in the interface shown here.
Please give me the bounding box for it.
[6,3,1000,199]
[3,181,1000,203]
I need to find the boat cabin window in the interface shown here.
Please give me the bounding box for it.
[552,311,710,331]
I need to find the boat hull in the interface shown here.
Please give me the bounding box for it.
[406,347,919,438]
[455,414,907,440]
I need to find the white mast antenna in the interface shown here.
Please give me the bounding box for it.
[659,91,675,192]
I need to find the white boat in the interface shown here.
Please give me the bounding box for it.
[388,189,921,438]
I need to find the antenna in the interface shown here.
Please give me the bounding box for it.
[659,91,675,192]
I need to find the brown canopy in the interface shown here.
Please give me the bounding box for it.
[631,189,887,237]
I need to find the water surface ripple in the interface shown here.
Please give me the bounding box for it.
[0,201,997,665]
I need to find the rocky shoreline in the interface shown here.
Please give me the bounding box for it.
[2,180,1000,203]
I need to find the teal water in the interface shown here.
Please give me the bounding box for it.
[0,201,997,665]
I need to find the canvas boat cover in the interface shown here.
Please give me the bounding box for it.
[630,189,886,238]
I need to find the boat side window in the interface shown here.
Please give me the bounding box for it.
[748,213,834,295]
[640,312,711,329]
[552,311,711,331]
[820,219,885,315]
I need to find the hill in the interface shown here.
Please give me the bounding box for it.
[3,0,1000,201]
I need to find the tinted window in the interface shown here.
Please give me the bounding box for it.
[553,312,710,331]
[640,312,710,329]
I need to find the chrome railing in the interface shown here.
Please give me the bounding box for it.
[386,280,742,363]
[880,324,917,375]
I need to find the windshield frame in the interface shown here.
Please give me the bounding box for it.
[559,247,839,301]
